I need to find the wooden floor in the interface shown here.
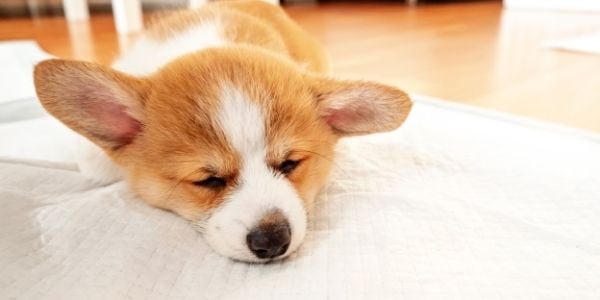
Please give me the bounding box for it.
[2,1,600,131]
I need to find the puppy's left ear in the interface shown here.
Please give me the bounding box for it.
[312,78,412,136]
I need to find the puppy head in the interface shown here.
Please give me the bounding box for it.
[34,47,412,262]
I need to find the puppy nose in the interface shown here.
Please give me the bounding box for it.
[246,219,291,259]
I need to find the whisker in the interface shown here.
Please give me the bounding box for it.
[294,149,334,162]
[295,148,353,178]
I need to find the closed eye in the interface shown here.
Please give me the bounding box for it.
[193,176,226,189]
[278,159,300,175]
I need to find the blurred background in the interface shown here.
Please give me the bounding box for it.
[1,0,599,131]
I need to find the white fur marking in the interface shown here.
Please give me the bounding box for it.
[199,86,307,262]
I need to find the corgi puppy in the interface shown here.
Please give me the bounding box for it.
[33,0,412,262]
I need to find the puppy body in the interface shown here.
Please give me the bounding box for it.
[34,1,412,262]
[115,1,329,75]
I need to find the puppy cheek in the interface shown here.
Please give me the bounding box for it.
[294,159,334,210]
[128,173,210,221]
[200,202,259,262]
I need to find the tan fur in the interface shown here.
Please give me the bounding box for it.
[123,47,338,219]
[147,1,329,73]
[258,209,287,227]
[34,1,411,223]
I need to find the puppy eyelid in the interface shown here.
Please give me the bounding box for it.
[278,159,300,175]
[192,176,226,189]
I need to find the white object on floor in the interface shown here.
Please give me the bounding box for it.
[1,94,600,299]
[0,117,76,163]
[0,41,52,105]
[545,32,600,55]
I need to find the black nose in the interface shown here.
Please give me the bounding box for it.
[246,222,291,259]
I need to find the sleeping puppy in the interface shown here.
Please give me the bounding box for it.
[33,0,412,262]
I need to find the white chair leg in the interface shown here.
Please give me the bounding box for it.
[189,0,208,9]
[62,0,89,22]
[117,33,137,54]
[190,0,280,7]
[261,0,280,5]
[111,0,143,34]
[67,20,94,60]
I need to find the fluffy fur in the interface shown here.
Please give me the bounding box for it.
[33,0,412,262]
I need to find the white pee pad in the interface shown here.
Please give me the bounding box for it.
[1,95,600,299]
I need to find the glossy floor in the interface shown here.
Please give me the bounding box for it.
[1,1,599,131]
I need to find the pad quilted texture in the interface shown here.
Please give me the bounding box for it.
[2,97,600,299]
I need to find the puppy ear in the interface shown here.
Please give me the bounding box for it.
[34,59,148,150]
[312,78,412,136]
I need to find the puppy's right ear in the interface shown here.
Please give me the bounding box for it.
[34,59,148,150]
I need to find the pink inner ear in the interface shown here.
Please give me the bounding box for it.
[325,103,376,133]
[83,98,141,146]
[325,109,351,128]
